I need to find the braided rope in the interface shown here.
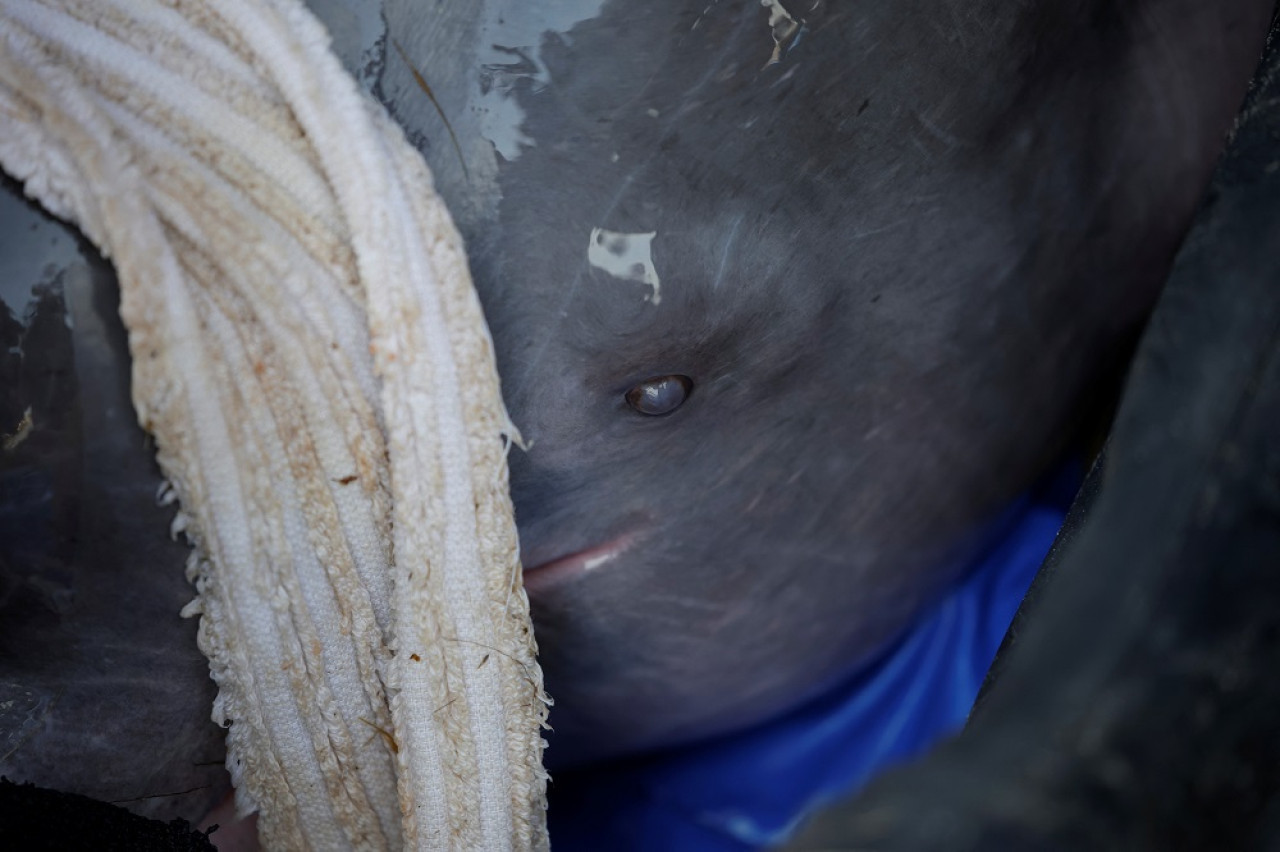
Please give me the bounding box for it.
[0,1,550,848]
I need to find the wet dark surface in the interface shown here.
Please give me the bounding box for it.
[0,182,225,822]
[791,14,1280,849]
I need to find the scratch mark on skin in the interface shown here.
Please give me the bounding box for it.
[713,214,745,290]
[109,785,210,805]
[770,65,799,89]
[705,439,775,495]
[644,594,733,615]
[847,218,912,240]
[914,110,971,151]
[691,0,726,32]
[390,38,470,182]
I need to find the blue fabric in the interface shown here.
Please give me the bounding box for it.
[547,467,1077,851]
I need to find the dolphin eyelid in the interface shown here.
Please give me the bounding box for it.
[624,375,693,417]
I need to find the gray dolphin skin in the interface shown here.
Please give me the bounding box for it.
[0,0,1274,835]
[381,0,1274,768]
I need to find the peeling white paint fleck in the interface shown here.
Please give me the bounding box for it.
[760,0,800,67]
[477,0,607,161]
[0,185,76,314]
[588,229,662,305]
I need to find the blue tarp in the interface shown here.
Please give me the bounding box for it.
[548,466,1078,850]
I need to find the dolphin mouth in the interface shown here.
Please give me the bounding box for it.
[522,532,637,591]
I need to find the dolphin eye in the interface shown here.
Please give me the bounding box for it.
[625,375,692,416]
